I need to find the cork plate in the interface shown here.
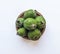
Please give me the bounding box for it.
[16,10,46,40]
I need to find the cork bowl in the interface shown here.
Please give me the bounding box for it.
[16,10,46,40]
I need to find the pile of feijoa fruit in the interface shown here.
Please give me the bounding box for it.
[16,9,46,41]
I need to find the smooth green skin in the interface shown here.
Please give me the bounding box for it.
[17,28,26,37]
[28,29,41,40]
[24,9,36,18]
[36,16,46,29]
[16,18,24,28]
[24,18,37,30]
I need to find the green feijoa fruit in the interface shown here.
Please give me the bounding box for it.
[36,16,46,29]
[17,28,26,37]
[16,18,24,28]
[24,18,37,30]
[28,29,41,40]
[24,9,36,18]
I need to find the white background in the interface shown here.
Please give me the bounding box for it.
[0,0,60,54]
